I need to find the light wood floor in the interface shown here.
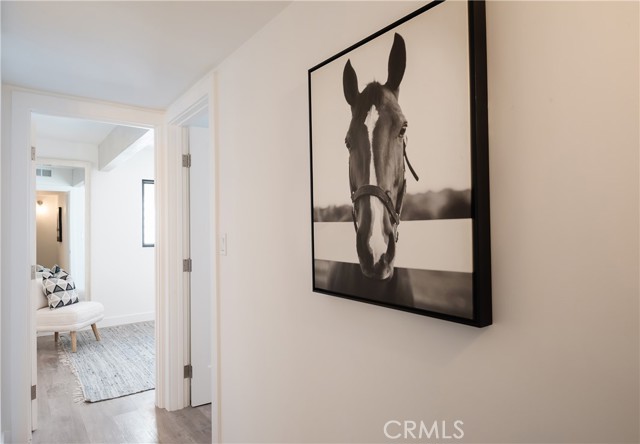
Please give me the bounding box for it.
[33,334,212,444]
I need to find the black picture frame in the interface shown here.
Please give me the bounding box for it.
[142,179,155,248]
[308,0,491,327]
[56,207,62,243]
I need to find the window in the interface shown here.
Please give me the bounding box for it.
[142,179,155,247]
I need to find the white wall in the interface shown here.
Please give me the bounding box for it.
[212,1,639,443]
[35,192,64,269]
[91,146,155,326]
[68,186,86,297]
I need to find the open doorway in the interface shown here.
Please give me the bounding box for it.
[30,113,162,439]
[35,164,87,297]
[4,86,215,442]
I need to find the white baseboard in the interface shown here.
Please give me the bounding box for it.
[36,311,155,336]
[99,312,155,328]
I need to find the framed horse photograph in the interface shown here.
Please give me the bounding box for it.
[308,0,491,327]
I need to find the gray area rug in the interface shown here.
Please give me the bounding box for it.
[59,321,155,403]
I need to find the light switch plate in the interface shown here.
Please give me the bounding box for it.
[220,233,227,256]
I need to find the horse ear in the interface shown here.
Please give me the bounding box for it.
[343,59,359,107]
[385,33,406,94]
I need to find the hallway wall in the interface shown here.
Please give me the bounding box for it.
[213,1,639,443]
[35,193,62,270]
[92,146,155,326]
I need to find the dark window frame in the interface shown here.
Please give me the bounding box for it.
[142,179,155,247]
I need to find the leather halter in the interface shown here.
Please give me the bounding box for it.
[350,137,419,238]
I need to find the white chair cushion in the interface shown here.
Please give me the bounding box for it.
[36,301,104,332]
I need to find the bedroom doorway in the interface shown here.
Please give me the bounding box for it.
[163,77,220,435]
[35,162,88,297]
[30,112,158,434]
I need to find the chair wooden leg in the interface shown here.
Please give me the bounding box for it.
[54,332,59,342]
[71,331,77,353]
[91,323,101,341]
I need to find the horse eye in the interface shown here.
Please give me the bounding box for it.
[398,123,408,138]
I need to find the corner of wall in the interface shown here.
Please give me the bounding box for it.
[0,83,10,442]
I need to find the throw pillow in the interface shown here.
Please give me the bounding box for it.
[38,265,53,280]
[51,264,69,279]
[42,267,79,309]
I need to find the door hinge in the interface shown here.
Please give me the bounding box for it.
[184,364,193,379]
[31,385,36,401]
[31,265,37,280]
[31,146,36,161]
[183,258,192,272]
[182,154,191,168]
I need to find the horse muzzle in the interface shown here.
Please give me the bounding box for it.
[356,230,396,281]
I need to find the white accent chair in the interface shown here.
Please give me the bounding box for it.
[35,275,104,352]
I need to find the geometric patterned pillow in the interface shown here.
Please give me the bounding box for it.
[42,273,79,309]
[37,265,53,280]
[51,264,69,279]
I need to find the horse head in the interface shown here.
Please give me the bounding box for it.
[343,33,408,281]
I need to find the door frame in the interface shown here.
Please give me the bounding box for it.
[164,72,220,443]
[2,86,165,443]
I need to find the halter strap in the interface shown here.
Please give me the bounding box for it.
[349,137,419,236]
[403,137,419,182]
[351,185,400,226]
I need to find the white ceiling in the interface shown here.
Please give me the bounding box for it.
[33,113,118,145]
[2,1,289,110]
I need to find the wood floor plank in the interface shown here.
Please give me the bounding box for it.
[113,407,160,443]
[80,404,128,444]
[33,334,212,444]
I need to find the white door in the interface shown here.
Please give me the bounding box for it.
[188,123,213,406]
[30,123,38,431]
[30,269,39,432]
[30,265,39,432]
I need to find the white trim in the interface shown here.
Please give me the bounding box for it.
[165,71,221,442]
[165,75,211,123]
[97,311,155,328]
[1,86,162,444]
[5,87,39,442]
